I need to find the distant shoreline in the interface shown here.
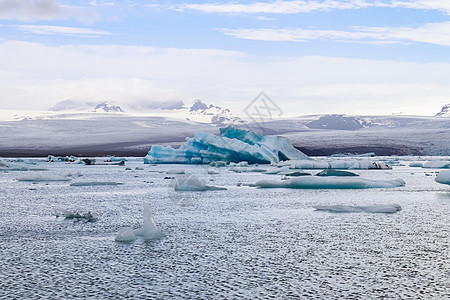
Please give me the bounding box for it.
[0,145,423,158]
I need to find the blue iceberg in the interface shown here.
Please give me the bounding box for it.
[144,126,310,164]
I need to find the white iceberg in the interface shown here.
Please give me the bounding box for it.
[254,177,405,189]
[133,203,164,241]
[144,126,309,164]
[16,173,71,182]
[115,203,163,242]
[314,204,401,213]
[174,174,227,191]
[435,170,450,185]
[423,161,450,169]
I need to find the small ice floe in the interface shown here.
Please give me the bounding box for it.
[166,169,185,174]
[423,161,450,169]
[174,175,226,191]
[314,204,402,214]
[284,171,311,177]
[229,167,266,173]
[210,161,227,167]
[315,169,359,177]
[16,173,72,182]
[409,162,424,168]
[115,203,163,242]
[435,170,450,185]
[56,209,98,222]
[264,166,292,175]
[1,158,47,171]
[254,177,405,189]
[115,227,137,242]
[70,181,122,186]
[284,159,391,170]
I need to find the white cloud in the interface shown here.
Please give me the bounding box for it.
[0,0,85,21]
[176,0,450,15]
[179,0,377,14]
[13,25,110,37]
[0,40,449,115]
[223,21,450,46]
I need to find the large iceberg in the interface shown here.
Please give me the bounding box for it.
[144,126,309,164]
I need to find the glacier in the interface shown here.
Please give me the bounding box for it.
[144,126,309,164]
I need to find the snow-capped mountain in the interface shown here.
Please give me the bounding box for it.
[435,104,450,117]
[93,103,124,113]
[188,100,246,126]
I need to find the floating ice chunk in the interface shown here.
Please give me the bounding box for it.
[229,167,266,173]
[362,204,402,213]
[435,170,450,185]
[314,204,401,213]
[166,169,185,174]
[423,161,450,169]
[0,158,47,171]
[115,227,137,242]
[316,169,359,177]
[133,203,164,241]
[264,166,292,175]
[56,209,98,222]
[210,161,227,167]
[285,159,391,170]
[409,162,424,167]
[285,171,311,177]
[314,205,363,213]
[174,175,226,191]
[236,161,249,167]
[16,173,71,182]
[144,126,309,164]
[70,181,121,186]
[255,177,405,189]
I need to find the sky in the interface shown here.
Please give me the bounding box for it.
[1,0,450,116]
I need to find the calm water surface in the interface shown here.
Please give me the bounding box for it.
[0,157,449,299]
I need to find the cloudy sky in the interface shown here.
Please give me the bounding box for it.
[1,0,450,116]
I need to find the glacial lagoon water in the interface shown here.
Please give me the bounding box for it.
[0,157,449,299]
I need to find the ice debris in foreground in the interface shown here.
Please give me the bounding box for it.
[435,170,450,185]
[144,126,309,164]
[174,174,227,191]
[254,177,405,189]
[115,203,163,242]
[314,204,402,213]
[56,209,98,222]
